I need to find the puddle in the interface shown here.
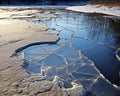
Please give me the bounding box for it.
[19,9,120,89]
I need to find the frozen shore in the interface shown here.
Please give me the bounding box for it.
[0,6,120,96]
[66,4,120,17]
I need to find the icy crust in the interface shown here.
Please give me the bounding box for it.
[23,44,104,95]
[22,10,120,96]
[23,44,120,96]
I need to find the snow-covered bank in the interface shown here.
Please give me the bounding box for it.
[66,4,120,17]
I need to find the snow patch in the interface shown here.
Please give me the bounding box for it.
[66,4,120,17]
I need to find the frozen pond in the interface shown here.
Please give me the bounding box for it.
[19,9,120,93]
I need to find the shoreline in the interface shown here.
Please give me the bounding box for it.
[66,4,120,17]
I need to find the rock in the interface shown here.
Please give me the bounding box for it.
[17,89,23,93]
[52,76,85,96]
[21,87,29,95]
[29,81,53,95]
[28,75,46,82]
[12,82,19,88]
[66,82,85,96]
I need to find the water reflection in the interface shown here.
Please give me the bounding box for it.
[46,10,120,86]
[86,14,120,48]
[53,11,120,48]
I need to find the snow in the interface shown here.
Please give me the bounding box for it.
[66,4,120,17]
